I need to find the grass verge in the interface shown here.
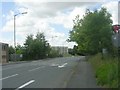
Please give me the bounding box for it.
[88,53,118,88]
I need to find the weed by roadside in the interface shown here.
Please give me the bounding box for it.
[89,53,118,88]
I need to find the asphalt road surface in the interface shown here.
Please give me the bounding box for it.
[1,56,98,89]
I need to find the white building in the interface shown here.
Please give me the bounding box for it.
[51,46,68,55]
[0,43,9,64]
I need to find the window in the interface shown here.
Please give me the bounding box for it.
[2,45,5,51]
[2,55,6,59]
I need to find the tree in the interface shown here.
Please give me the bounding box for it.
[33,32,47,59]
[9,46,15,54]
[48,49,60,58]
[68,48,75,55]
[69,8,113,55]
[23,34,34,59]
[23,32,51,60]
[16,44,23,54]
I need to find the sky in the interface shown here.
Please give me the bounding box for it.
[1,0,119,48]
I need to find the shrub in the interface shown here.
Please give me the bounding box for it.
[89,53,118,88]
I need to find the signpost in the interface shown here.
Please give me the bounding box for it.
[112,24,120,56]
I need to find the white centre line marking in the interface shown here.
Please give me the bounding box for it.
[0,74,18,80]
[29,66,44,72]
[16,80,35,90]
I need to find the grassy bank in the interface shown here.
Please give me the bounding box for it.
[89,53,118,88]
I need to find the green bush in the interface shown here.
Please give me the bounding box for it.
[48,50,61,58]
[89,53,118,88]
[96,64,109,85]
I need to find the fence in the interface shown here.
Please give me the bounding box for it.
[10,54,23,61]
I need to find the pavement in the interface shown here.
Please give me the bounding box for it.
[1,56,98,89]
[66,58,98,88]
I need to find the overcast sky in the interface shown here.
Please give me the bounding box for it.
[1,0,119,48]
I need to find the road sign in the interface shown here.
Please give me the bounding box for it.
[112,25,120,33]
[112,25,120,47]
[102,48,107,54]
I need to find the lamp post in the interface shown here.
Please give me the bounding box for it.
[51,36,58,45]
[14,12,27,61]
[51,35,58,53]
[62,40,65,55]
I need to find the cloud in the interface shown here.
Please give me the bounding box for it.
[13,0,103,3]
[15,2,97,18]
[2,2,92,48]
[2,1,118,48]
[102,1,118,25]
[52,6,87,29]
[118,1,120,25]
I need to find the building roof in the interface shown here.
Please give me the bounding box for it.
[0,42,9,45]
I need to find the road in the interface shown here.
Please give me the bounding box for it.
[1,56,97,89]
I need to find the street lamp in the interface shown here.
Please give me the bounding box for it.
[14,12,27,61]
[51,36,58,45]
[51,36,57,40]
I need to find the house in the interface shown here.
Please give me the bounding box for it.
[0,42,9,64]
[51,46,68,55]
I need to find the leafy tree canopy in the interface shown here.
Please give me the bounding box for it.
[69,7,113,55]
[23,32,50,60]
